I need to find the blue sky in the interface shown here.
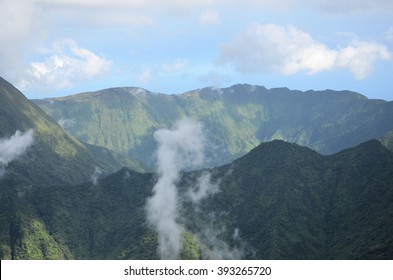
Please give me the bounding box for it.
[1,0,392,100]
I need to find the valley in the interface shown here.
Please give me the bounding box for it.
[1,77,393,260]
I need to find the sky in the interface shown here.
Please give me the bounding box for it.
[1,0,392,100]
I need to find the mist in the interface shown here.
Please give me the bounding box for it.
[146,118,205,259]
[187,171,220,204]
[0,129,34,177]
[195,225,245,260]
[91,166,102,185]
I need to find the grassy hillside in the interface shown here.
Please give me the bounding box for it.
[0,77,106,185]
[34,85,393,167]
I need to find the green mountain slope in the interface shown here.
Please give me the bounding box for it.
[195,139,393,259]
[6,139,393,259]
[0,77,145,183]
[33,85,393,167]
[22,169,157,259]
[0,77,146,259]
[82,142,147,173]
[0,77,104,185]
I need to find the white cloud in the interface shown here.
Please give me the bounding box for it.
[1,0,392,97]
[199,10,220,26]
[0,130,34,177]
[146,118,205,259]
[161,59,188,72]
[138,68,152,83]
[219,23,391,79]
[20,39,112,91]
[219,24,336,75]
[0,0,42,78]
[336,41,391,79]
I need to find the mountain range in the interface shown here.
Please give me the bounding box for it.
[1,76,393,259]
[33,84,393,168]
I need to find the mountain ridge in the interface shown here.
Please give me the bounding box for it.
[2,78,393,260]
[4,139,391,259]
[33,84,393,168]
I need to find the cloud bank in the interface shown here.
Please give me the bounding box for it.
[219,23,391,79]
[0,130,34,177]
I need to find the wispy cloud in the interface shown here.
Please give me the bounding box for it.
[91,166,102,186]
[194,224,245,259]
[199,10,220,26]
[146,118,205,259]
[58,117,76,131]
[187,171,220,204]
[138,68,152,83]
[161,59,188,73]
[0,130,34,178]
[219,23,391,79]
[199,71,232,88]
[19,39,112,91]
[146,118,244,259]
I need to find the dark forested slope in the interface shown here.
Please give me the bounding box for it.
[5,140,392,259]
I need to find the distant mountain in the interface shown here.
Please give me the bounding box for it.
[82,142,146,173]
[5,139,392,259]
[33,85,393,168]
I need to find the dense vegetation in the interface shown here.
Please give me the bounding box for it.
[34,84,393,167]
[2,140,393,259]
[1,77,393,259]
[0,77,145,258]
